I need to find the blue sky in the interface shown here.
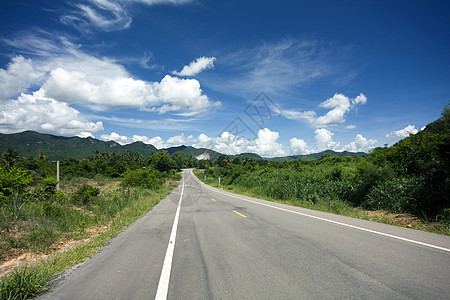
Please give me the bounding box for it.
[1,0,449,157]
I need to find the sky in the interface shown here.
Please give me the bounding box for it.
[1,0,449,157]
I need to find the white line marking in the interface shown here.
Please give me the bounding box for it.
[155,174,185,300]
[193,172,450,253]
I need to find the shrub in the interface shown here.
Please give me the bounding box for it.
[121,168,161,190]
[30,178,65,203]
[365,177,422,213]
[71,184,100,205]
[0,166,32,205]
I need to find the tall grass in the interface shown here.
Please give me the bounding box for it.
[0,179,176,299]
[197,165,450,236]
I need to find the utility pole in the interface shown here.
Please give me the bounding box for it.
[56,160,60,191]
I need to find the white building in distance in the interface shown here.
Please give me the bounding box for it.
[195,152,210,160]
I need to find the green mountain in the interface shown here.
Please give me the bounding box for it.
[268,150,366,162]
[0,131,222,161]
[0,131,158,160]
[0,131,366,162]
[165,145,222,161]
[237,153,263,160]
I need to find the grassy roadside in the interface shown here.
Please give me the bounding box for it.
[194,170,450,236]
[0,180,177,299]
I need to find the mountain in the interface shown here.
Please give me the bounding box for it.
[165,145,222,161]
[0,131,221,161]
[268,150,366,162]
[237,153,263,160]
[0,131,366,162]
[0,131,158,160]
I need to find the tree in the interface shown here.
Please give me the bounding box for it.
[1,149,22,167]
[147,151,177,172]
[172,152,188,169]
[36,150,47,161]
[216,154,232,167]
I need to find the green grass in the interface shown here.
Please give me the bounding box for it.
[0,181,177,299]
[195,171,450,236]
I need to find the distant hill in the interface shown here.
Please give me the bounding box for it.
[268,150,366,162]
[0,131,221,161]
[237,153,263,160]
[165,145,221,161]
[0,131,366,162]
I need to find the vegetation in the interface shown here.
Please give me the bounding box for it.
[267,150,366,162]
[0,131,221,162]
[199,105,450,232]
[0,147,187,299]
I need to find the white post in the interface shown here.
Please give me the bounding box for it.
[204,175,206,181]
[218,177,221,186]
[56,160,60,191]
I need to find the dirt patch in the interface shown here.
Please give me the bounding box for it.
[0,225,109,278]
[165,179,180,186]
[85,180,120,189]
[60,179,121,194]
[364,210,420,227]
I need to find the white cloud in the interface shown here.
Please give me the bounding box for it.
[132,0,193,4]
[289,137,311,155]
[100,132,130,145]
[275,93,367,128]
[343,134,378,152]
[61,0,194,33]
[2,32,220,115]
[194,128,285,157]
[146,75,221,114]
[41,68,219,113]
[99,128,285,157]
[100,132,196,148]
[314,128,341,151]
[209,39,334,95]
[100,127,378,156]
[172,57,216,76]
[0,91,103,136]
[165,133,197,147]
[386,125,418,139]
[147,136,166,149]
[77,132,95,138]
[254,128,285,157]
[280,109,317,124]
[0,55,46,99]
[314,93,367,127]
[313,128,377,153]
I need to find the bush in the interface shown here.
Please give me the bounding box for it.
[438,208,450,225]
[0,166,32,205]
[30,178,65,203]
[71,184,100,205]
[365,177,422,213]
[121,168,161,190]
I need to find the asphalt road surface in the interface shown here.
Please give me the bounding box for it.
[39,169,450,299]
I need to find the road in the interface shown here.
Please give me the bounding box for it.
[39,169,450,299]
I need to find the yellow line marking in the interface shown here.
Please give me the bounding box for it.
[211,198,216,202]
[232,210,247,218]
